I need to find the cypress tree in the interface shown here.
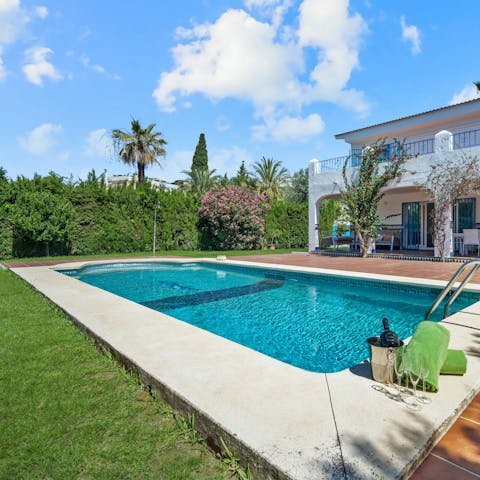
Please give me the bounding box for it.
[191,133,209,171]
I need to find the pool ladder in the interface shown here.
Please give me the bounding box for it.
[425,259,480,321]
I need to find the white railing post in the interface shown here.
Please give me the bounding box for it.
[434,130,453,153]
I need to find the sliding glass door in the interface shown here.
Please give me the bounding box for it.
[454,198,476,233]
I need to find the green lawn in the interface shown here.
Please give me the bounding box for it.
[0,270,231,480]
[4,248,305,263]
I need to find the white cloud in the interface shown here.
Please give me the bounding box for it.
[244,0,280,8]
[450,84,479,105]
[0,46,6,80]
[92,64,105,74]
[153,0,369,142]
[22,46,62,86]
[0,0,18,12]
[0,0,28,74]
[80,53,119,79]
[83,128,113,158]
[154,9,302,115]
[252,113,325,141]
[0,0,28,45]
[0,2,51,81]
[400,15,421,55]
[17,123,63,155]
[35,5,48,19]
[244,0,293,30]
[298,0,368,113]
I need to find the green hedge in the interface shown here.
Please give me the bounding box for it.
[0,172,308,259]
[265,201,308,248]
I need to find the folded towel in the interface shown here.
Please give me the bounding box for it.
[440,349,467,375]
[402,321,450,392]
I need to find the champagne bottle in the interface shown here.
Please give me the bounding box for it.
[379,317,400,347]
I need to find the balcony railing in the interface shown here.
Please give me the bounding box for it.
[317,138,433,173]
[317,155,357,173]
[453,128,480,149]
[317,128,480,174]
[404,138,434,156]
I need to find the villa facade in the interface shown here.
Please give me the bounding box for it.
[100,169,169,189]
[308,98,480,256]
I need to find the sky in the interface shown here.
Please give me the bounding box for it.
[0,0,479,184]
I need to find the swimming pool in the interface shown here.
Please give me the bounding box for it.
[61,261,480,373]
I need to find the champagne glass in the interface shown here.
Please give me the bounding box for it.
[418,364,432,405]
[393,348,405,401]
[385,347,395,391]
[406,357,421,411]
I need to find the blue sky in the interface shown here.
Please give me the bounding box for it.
[0,0,479,183]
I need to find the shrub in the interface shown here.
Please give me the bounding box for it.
[265,201,308,248]
[199,186,268,250]
[9,190,76,257]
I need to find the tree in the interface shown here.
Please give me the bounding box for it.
[421,154,480,259]
[286,168,308,203]
[191,133,208,171]
[112,119,167,184]
[0,167,7,183]
[474,81,480,93]
[181,167,220,196]
[340,140,408,257]
[253,156,289,201]
[318,199,342,241]
[231,161,256,188]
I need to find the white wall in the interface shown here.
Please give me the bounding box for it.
[308,141,480,251]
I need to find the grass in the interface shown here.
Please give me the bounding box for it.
[4,248,305,264]
[0,270,232,480]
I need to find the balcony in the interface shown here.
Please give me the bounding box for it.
[315,128,480,174]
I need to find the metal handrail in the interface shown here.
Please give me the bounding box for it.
[425,259,480,321]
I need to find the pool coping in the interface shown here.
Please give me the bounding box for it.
[12,257,480,480]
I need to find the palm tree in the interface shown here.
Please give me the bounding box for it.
[474,81,480,93]
[182,167,220,196]
[112,119,167,184]
[253,156,289,200]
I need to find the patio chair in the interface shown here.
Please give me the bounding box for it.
[462,229,480,256]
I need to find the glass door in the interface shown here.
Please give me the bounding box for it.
[454,198,476,233]
[402,202,421,249]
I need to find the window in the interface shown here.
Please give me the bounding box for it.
[454,198,476,233]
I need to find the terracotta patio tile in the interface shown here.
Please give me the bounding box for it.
[431,417,480,474]
[231,254,480,283]
[410,454,479,480]
[461,393,480,424]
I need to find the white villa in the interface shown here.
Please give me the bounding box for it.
[309,98,480,256]
[100,169,169,189]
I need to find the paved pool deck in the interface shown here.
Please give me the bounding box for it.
[11,255,480,479]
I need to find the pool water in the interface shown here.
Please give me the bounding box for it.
[61,262,480,373]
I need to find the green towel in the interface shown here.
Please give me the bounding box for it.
[440,349,467,375]
[402,321,450,392]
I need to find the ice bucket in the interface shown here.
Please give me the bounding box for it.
[366,336,404,383]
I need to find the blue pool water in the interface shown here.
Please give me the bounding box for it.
[61,261,480,373]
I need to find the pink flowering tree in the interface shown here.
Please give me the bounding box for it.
[199,186,269,249]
